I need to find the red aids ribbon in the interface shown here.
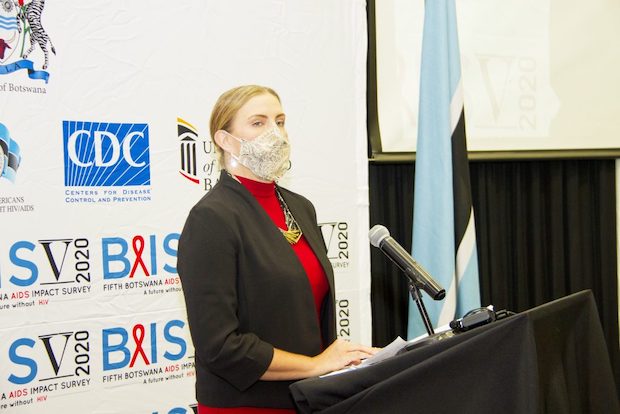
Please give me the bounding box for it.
[129,324,149,367]
[129,235,149,277]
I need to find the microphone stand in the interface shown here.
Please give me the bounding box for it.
[400,276,453,353]
[408,279,434,336]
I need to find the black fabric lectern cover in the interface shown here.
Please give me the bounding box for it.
[290,290,619,414]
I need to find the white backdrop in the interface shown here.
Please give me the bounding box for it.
[0,1,370,412]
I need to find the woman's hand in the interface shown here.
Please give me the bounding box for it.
[260,340,379,381]
[312,339,379,375]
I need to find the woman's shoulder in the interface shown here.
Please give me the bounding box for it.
[189,179,246,218]
[179,185,246,246]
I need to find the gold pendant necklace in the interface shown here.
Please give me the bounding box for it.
[275,189,302,244]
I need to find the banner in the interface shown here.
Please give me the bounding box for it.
[0,1,370,412]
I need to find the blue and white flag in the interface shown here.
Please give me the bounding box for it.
[407,0,481,339]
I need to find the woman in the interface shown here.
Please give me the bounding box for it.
[177,85,376,413]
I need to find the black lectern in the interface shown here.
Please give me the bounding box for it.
[290,290,619,414]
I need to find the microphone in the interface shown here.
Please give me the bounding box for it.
[369,225,445,300]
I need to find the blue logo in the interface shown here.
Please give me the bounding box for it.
[102,233,178,280]
[0,122,22,183]
[62,121,150,187]
[153,406,198,414]
[102,320,187,371]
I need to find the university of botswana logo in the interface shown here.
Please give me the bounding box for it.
[177,118,200,184]
[177,117,219,191]
[0,0,56,83]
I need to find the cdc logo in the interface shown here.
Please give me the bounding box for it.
[62,121,150,187]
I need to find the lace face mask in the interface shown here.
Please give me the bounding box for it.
[226,125,290,182]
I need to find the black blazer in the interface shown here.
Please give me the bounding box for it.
[177,171,336,408]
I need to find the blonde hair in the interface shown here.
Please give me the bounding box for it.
[209,85,281,167]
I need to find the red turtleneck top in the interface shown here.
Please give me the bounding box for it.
[198,175,329,414]
[236,175,329,322]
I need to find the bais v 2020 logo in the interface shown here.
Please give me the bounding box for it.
[1,327,93,410]
[0,0,56,92]
[62,121,152,204]
[100,319,193,387]
[0,231,179,312]
[0,236,94,311]
[319,221,351,271]
[1,318,194,410]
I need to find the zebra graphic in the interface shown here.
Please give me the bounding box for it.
[15,0,56,69]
